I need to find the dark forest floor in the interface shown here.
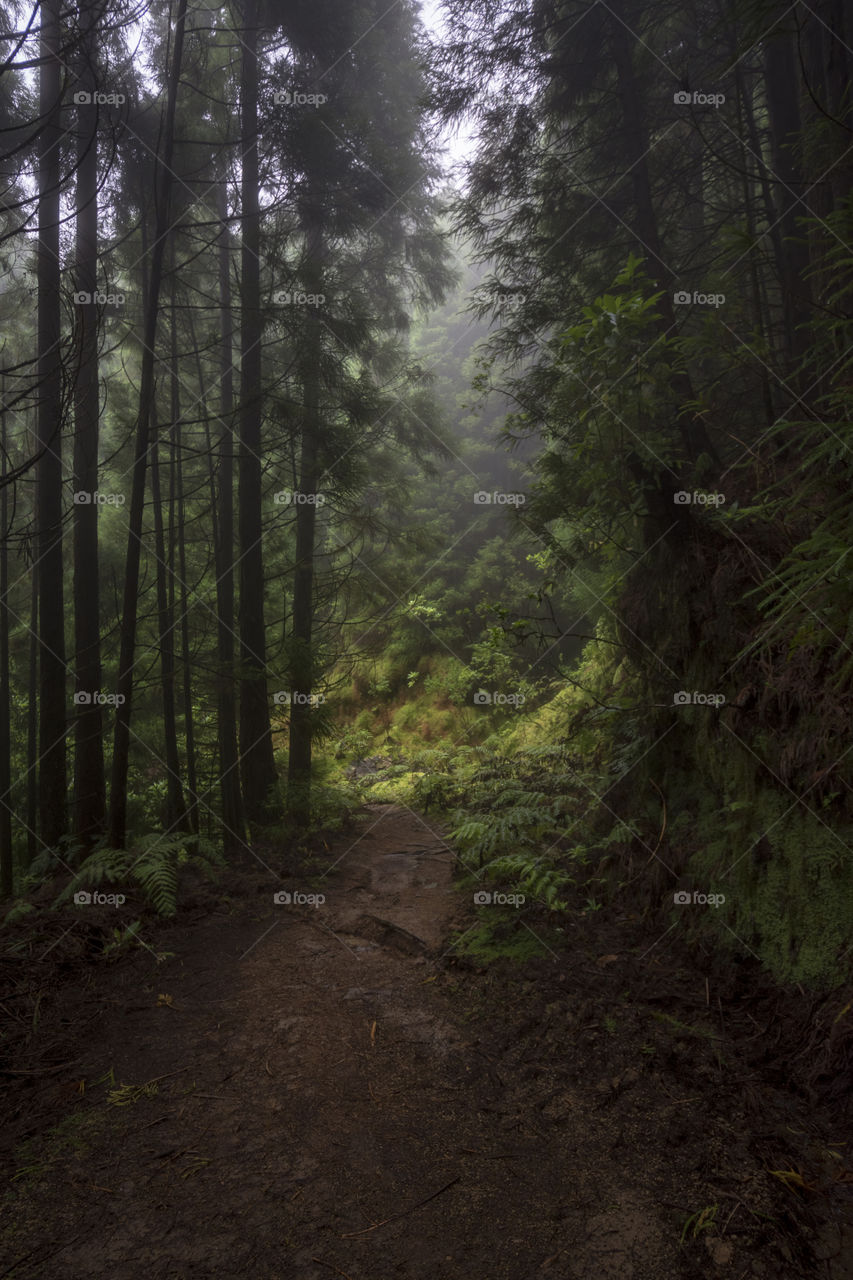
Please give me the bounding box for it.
[2,802,853,1279]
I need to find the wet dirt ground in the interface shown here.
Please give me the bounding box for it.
[2,802,852,1278]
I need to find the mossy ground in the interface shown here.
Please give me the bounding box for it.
[318,643,853,990]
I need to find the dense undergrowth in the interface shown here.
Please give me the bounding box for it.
[327,635,853,991]
[5,615,851,992]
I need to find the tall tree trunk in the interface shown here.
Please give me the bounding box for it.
[108,0,188,848]
[72,8,105,847]
[175,435,199,836]
[214,177,245,851]
[238,0,278,832]
[26,552,37,867]
[732,58,776,429]
[763,23,811,382]
[605,2,706,549]
[0,386,12,897]
[733,55,785,422]
[169,275,198,835]
[36,0,67,847]
[799,0,853,328]
[286,222,323,828]
[150,408,186,831]
[608,1,718,470]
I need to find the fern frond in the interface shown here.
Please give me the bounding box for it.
[131,851,179,918]
[54,848,131,906]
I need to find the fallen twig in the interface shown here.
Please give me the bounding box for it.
[340,1176,461,1238]
[0,1234,85,1280]
[312,1259,354,1280]
[0,1059,81,1076]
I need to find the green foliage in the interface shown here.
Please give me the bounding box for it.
[52,834,225,919]
[700,786,853,987]
[53,847,130,902]
[410,769,459,812]
[680,1204,718,1245]
[357,771,419,806]
[433,650,853,988]
[102,921,145,958]
[448,915,551,964]
[734,199,853,691]
[24,838,87,888]
[305,780,361,833]
[497,256,686,574]
[3,900,36,926]
[3,0,848,1008]
[333,727,374,761]
[130,836,182,918]
[486,853,574,909]
[447,744,583,910]
[423,660,474,707]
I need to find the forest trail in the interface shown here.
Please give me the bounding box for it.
[2,803,849,1279]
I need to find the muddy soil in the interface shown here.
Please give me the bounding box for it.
[2,802,852,1279]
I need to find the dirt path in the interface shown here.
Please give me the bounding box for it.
[2,803,851,1278]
